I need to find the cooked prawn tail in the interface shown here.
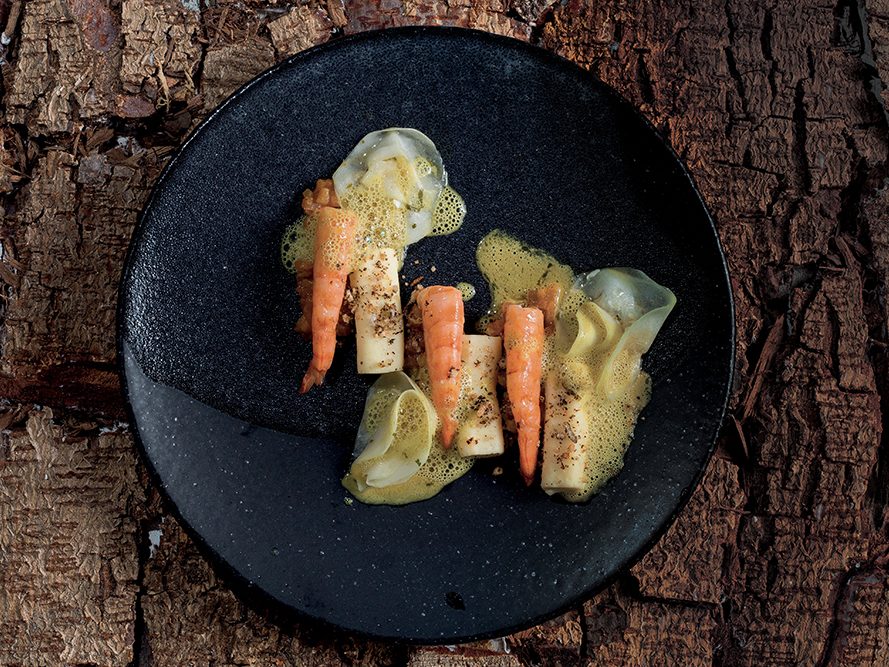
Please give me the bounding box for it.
[417,286,464,448]
[300,364,327,393]
[441,417,457,449]
[518,425,540,485]
[299,180,357,394]
[504,304,545,486]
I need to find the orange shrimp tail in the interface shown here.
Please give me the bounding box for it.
[299,364,327,394]
[518,426,540,486]
[504,304,544,486]
[441,418,457,449]
[418,286,464,449]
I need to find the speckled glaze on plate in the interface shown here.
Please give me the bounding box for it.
[118,27,734,643]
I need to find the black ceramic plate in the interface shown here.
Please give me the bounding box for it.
[119,27,733,643]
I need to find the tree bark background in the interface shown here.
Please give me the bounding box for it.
[0,0,887,665]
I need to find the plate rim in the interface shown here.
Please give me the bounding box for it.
[116,24,736,644]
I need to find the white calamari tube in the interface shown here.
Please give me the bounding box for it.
[456,335,505,458]
[541,371,589,493]
[351,248,404,373]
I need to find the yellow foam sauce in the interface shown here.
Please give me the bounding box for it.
[345,441,473,505]
[475,230,574,333]
[281,181,466,274]
[456,282,476,301]
[430,186,467,236]
[280,213,316,269]
[476,230,651,501]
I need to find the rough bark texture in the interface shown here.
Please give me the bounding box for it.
[0,0,887,664]
[0,409,147,666]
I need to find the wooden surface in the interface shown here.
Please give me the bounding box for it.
[1,0,888,664]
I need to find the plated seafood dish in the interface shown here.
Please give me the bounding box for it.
[282,128,676,506]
